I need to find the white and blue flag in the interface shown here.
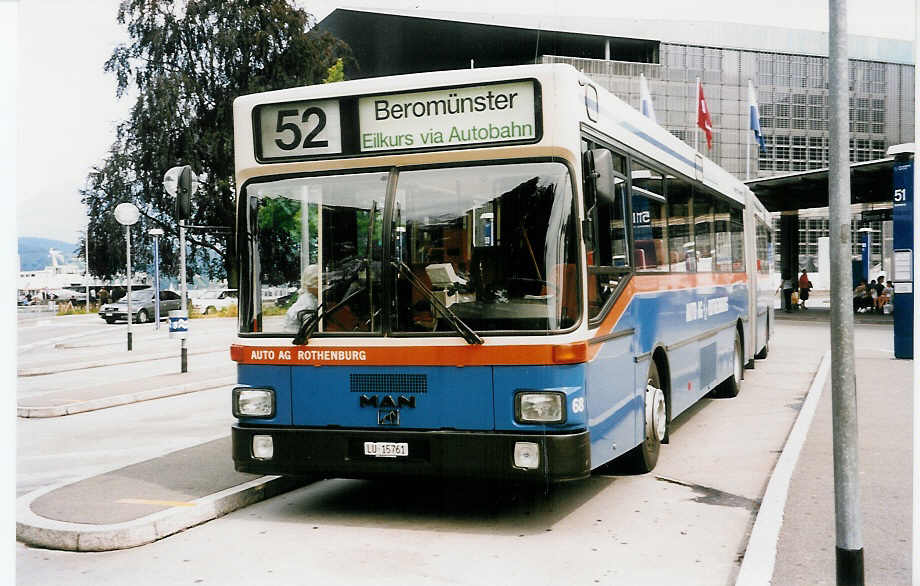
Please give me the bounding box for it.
[639,73,656,124]
[748,80,765,152]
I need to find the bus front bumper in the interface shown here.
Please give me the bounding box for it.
[232,425,591,482]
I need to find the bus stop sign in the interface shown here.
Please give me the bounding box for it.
[168,310,189,339]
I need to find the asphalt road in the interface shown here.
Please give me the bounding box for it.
[16,312,831,585]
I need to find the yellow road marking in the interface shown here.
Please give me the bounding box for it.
[115,498,195,507]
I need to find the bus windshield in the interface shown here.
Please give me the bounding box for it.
[242,161,579,336]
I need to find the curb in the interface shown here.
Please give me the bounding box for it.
[16,475,308,552]
[17,376,237,418]
[734,350,831,586]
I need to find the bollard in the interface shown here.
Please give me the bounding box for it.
[168,310,189,373]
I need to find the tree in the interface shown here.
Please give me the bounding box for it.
[79,0,351,285]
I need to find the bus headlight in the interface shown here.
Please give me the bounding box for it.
[233,387,275,418]
[515,391,566,424]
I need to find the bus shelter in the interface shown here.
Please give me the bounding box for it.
[745,147,914,358]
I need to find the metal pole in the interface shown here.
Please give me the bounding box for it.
[746,120,751,181]
[85,223,90,313]
[180,219,188,373]
[126,225,133,352]
[828,1,863,583]
[153,235,160,330]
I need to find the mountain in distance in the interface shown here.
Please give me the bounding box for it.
[18,237,79,271]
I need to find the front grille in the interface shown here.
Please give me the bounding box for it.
[350,373,427,394]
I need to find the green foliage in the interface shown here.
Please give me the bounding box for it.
[323,58,344,83]
[80,0,351,283]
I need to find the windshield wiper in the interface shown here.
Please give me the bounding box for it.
[390,259,483,345]
[291,284,366,345]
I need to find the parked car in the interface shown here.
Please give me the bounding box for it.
[191,289,238,315]
[99,289,181,324]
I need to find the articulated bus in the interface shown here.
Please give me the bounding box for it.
[229,64,774,482]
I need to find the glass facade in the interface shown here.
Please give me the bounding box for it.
[542,49,913,180]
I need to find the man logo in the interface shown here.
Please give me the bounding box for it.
[378,409,399,425]
[360,394,416,408]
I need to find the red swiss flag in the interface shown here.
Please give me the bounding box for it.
[697,80,713,150]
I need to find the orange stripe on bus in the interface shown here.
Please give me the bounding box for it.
[230,272,747,367]
[231,342,587,367]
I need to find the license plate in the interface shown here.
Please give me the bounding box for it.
[363,441,408,458]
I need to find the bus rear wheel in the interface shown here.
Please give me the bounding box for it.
[625,361,667,474]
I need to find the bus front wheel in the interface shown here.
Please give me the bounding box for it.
[713,332,743,398]
[625,361,667,473]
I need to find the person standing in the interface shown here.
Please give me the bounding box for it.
[798,269,813,310]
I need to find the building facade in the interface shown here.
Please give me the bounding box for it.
[320,9,913,279]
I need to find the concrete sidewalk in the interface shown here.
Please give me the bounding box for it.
[769,347,912,585]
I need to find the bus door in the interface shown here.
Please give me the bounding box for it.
[582,145,637,465]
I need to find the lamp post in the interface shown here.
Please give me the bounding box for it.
[114,202,140,351]
[149,228,164,329]
[164,165,198,373]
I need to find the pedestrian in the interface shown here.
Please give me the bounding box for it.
[98,288,109,305]
[798,269,813,310]
[782,277,794,312]
[853,280,871,312]
[877,280,893,312]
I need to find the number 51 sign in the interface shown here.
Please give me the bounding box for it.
[254,99,342,161]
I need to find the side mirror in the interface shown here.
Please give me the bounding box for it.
[590,149,617,204]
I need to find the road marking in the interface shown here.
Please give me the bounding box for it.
[735,350,830,586]
[115,498,195,507]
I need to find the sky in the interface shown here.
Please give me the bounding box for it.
[9,0,916,247]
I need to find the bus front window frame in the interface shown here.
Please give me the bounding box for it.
[238,159,582,338]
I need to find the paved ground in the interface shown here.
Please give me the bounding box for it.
[15,308,913,584]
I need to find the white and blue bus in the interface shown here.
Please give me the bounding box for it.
[229,64,774,482]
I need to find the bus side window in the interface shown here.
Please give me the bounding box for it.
[631,161,666,272]
[667,174,693,272]
[583,144,629,320]
[730,206,745,271]
[693,188,714,272]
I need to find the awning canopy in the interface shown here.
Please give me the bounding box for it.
[745,158,896,212]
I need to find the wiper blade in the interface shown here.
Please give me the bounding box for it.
[390,260,483,345]
[291,284,366,345]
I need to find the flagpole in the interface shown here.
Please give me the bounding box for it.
[694,78,700,152]
[746,122,751,180]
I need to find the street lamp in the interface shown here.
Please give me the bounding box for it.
[149,228,164,329]
[114,202,139,351]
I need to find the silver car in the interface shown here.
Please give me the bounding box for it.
[99,289,182,324]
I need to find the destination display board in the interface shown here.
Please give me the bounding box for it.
[357,80,540,152]
[251,80,541,162]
